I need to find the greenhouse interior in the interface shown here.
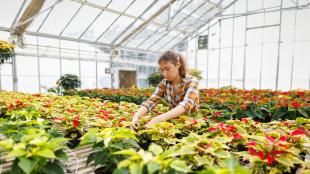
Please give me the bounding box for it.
[0,0,309,173]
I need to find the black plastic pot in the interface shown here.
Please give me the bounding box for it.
[64,128,82,149]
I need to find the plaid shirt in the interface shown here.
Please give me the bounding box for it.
[141,74,199,113]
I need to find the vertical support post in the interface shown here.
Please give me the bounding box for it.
[230,4,235,86]
[59,40,62,76]
[275,0,283,90]
[194,36,198,69]
[12,52,18,91]
[78,42,81,80]
[290,9,297,90]
[259,0,265,89]
[95,50,98,88]
[218,18,222,88]
[110,50,114,89]
[37,36,41,93]
[242,0,248,89]
[206,23,210,88]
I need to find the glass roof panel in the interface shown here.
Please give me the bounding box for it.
[126,0,155,17]
[113,20,144,44]
[108,0,135,12]
[81,11,119,41]
[153,8,169,24]
[138,28,167,49]
[98,15,135,44]
[125,24,159,47]
[141,0,166,19]
[159,35,185,51]
[148,30,180,50]
[0,0,24,27]
[62,5,101,38]
[27,0,57,32]
[38,1,81,35]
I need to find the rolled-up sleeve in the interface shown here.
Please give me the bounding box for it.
[178,78,199,111]
[141,81,165,111]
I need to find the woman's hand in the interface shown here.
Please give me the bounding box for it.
[131,114,140,130]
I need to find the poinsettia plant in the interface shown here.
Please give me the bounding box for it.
[0,128,68,174]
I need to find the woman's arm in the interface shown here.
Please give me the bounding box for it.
[131,105,148,129]
[145,77,199,127]
[145,105,185,127]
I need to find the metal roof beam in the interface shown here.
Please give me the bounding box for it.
[115,0,177,47]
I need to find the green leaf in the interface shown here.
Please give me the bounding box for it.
[170,159,191,173]
[115,128,137,140]
[112,168,129,174]
[7,148,26,158]
[148,143,163,155]
[214,150,231,159]
[180,145,196,155]
[41,160,64,174]
[147,161,160,174]
[297,109,308,117]
[79,132,97,146]
[129,163,141,174]
[37,149,56,158]
[54,149,68,160]
[18,158,38,174]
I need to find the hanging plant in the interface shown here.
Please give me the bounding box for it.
[58,74,81,90]
[0,40,15,64]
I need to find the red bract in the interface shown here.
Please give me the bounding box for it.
[9,103,14,108]
[291,101,302,109]
[241,104,247,110]
[273,150,283,155]
[207,127,217,132]
[266,135,275,142]
[248,148,256,155]
[291,129,306,136]
[72,115,80,128]
[257,151,264,160]
[246,142,256,146]
[226,125,237,132]
[297,91,305,96]
[279,136,287,141]
[192,119,198,125]
[120,117,126,122]
[233,133,243,140]
[241,118,249,123]
[266,154,275,165]
[214,111,222,116]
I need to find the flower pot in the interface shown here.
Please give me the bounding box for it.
[64,128,82,149]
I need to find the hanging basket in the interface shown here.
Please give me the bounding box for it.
[0,40,15,64]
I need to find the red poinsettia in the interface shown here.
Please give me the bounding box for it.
[207,127,217,132]
[246,141,256,146]
[291,101,302,109]
[214,111,222,116]
[119,117,127,122]
[291,129,306,136]
[191,119,198,125]
[232,133,243,140]
[72,115,80,128]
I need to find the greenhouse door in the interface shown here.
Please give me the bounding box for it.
[119,70,136,88]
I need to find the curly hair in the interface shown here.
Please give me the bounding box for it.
[158,50,189,78]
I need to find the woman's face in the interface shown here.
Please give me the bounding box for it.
[159,61,180,81]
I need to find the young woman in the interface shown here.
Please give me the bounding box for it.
[131,50,199,129]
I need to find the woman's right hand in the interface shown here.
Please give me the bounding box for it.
[131,114,140,130]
